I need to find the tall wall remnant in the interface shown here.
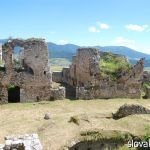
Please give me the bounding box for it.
[53,48,144,99]
[0,38,65,104]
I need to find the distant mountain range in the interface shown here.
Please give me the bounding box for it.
[48,42,150,67]
[0,39,150,67]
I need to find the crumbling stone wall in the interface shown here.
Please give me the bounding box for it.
[53,48,144,99]
[0,38,65,103]
[71,48,100,87]
[50,86,65,100]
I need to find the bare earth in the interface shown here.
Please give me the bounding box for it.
[0,99,150,150]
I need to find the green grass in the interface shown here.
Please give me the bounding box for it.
[0,99,150,149]
[51,65,63,72]
[50,58,71,72]
[80,130,133,142]
[49,58,71,67]
[100,52,131,80]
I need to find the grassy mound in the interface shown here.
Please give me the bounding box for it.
[99,52,131,80]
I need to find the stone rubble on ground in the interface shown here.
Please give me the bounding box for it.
[112,104,150,119]
[44,113,50,120]
[0,134,42,150]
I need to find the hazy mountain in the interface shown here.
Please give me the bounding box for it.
[48,42,79,60]
[48,42,150,67]
[0,39,8,44]
[96,46,150,60]
[48,42,150,59]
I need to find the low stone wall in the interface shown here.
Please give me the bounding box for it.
[50,86,66,100]
[0,134,42,150]
[76,82,141,99]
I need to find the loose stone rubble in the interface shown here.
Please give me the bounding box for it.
[0,134,42,150]
[112,104,150,119]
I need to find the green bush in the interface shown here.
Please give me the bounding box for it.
[99,52,131,80]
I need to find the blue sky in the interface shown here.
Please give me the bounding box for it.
[0,0,150,54]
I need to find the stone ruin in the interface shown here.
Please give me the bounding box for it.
[0,39,147,102]
[0,38,65,104]
[53,48,144,99]
[0,134,42,150]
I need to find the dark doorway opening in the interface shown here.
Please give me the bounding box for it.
[8,86,20,103]
[61,83,76,100]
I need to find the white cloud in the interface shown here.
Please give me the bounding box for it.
[88,26,100,33]
[125,24,149,32]
[112,37,136,49]
[98,22,110,29]
[88,22,110,33]
[57,40,69,45]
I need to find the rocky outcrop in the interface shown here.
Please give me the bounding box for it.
[112,104,150,119]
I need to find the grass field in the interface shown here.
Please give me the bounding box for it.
[51,65,63,72]
[0,99,150,149]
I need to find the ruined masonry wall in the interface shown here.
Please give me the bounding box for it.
[0,38,65,103]
[53,48,144,99]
